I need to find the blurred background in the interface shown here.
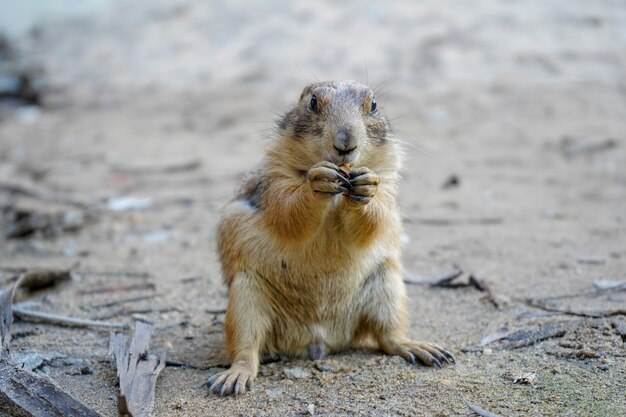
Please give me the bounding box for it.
[0,1,625,416]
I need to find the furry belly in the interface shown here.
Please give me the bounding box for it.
[263,317,359,358]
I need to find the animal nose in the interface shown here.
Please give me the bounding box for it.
[333,128,357,155]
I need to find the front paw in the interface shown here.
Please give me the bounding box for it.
[345,167,379,206]
[307,161,351,198]
[205,364,255,396]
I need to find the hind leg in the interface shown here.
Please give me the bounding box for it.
[206,271,271,395]
[356,259,455,367]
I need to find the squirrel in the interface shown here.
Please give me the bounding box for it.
[207,80,454,396]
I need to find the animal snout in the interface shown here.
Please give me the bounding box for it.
[333,128,357,155]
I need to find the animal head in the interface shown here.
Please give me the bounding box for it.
[276,81,393,170]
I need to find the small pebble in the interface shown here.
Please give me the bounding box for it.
[283,367,312,379]
[483,348,493,356]
[79,365,94,375]
[306,404,316,415]
[265,388,283,399]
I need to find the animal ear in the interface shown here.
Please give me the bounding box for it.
[299,86,311,101]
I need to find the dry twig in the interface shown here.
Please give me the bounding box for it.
[464,399,504,417]
[111,158,202,174]
[13,304,130,330]
[403,268,463,286]
[78,282,155,295]
[0,180,93,209]
[525,298,625,318]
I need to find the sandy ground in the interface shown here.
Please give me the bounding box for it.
[1,0,625,416]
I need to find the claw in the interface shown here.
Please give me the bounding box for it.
[210,374,228,394]
[429,344,456,364]
[333,172,351,188]
[432,357,442,368]
[206,367,255,396]
[443,350,456,363]
[233,382,243,395]
[423,345,449,365]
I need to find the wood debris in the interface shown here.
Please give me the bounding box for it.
[525,297,625,318]
[0,286,13,357]
[0,279,101,417]
[13,303,129,330]
[0,362,102,417]
[404,269,509,308]
[560,136,618,157]
[478,321,572,351]
[111,158,202,174]
[464,399,503,417]
[5,266,74,291]
[0,179,93,209]
[504,371,539,385]
[469,275,510,309]
[78,282,155,295]
[108,321,166,417]
[403,268,463,286]
[2,206,87,239]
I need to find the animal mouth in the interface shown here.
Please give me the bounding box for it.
[333,145,357,156]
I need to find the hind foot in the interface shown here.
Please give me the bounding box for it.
[380,339,455,367]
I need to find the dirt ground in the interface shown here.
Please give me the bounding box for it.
[1,1,625,416]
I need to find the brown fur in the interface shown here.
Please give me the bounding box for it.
[208,80,453,396]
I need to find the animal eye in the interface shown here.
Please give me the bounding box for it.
[370,98,377,113]
[309,95,318,112]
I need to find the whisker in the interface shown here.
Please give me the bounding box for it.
[287,76,308,85]
[387,113,416,122]
[307,70,321,83]
[373,78,397,95]
[393,136,434,158]
[363,57,369,86]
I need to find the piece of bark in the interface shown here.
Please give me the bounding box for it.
[0,275,23,357]
[108,321,166,417]
[486,322,571,350]
[0,287,13,357]
[0,279,101,417]
[0,361,102,417]
[12,268,73,291]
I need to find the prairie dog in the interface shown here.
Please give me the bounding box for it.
[207,80,453,396]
